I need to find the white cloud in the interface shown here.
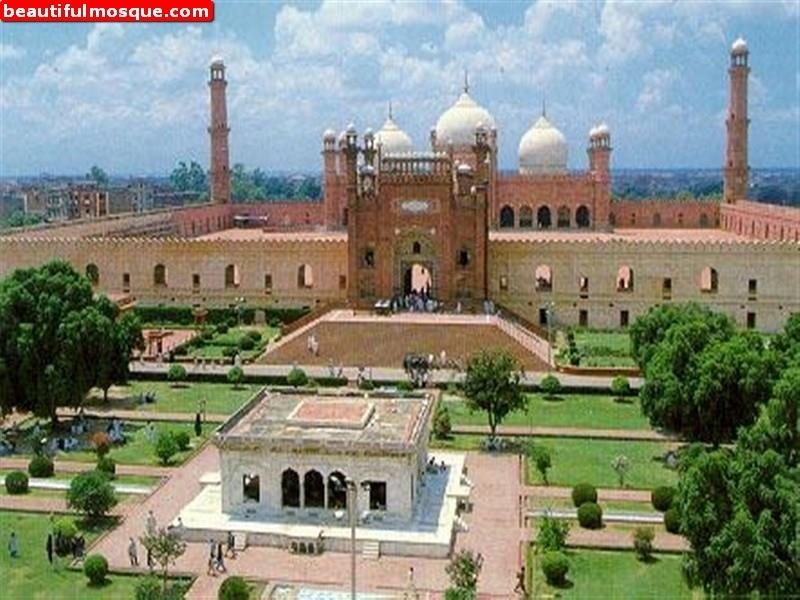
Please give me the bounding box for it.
[0,43,25,61]
[636,69,678,112]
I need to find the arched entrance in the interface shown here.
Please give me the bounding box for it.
[403,263,432,296]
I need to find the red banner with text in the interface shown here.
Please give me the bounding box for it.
[1,0,214,22]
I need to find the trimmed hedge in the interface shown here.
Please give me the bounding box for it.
[28,454,55,478]
[571,483,598,508]
[577,502,603,529]
[541,551,570,586]
[84,554,109,586]
[664,507,681,534]
[174,430,191,451]
[651,486,676,512]
[134,306,309,327]
[5,470,29,494]
[218,576,250,600]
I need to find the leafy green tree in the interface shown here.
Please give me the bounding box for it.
[218,576,250,600]
[155,432,179,465]
[227,366,244,389]
[539,374,561,400]
[536,514,570,552]
[632,526,655,561]
[463,349,524,439]
[140,528,187,596]
[445,549,483,598]
[526,443,552,485]
[286,367,308,387]
[170,160,207,194]
[167,364,187,385]
[66,470,118,519]
[87,165,109,186]
[610,375,630,400]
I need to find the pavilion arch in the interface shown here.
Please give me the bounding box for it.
[652,212,662,227]
[224,264,241,289]
[556,206,570,228]
[535,264,553,292]
[617,265,634,292]
[242,473,260,503]
[297,264,314,289]
[303,470,324,508]
[537,206,552,229]
[519,206,533,228]
[575,205,591,228]
[281,469,300,508]
[327,471,348,510]
[700,266,719,293]
[499,205,515,228]
[154,264,167,287]
[699,213,710,228]
[85,263,99,287]
[609,212,617,227]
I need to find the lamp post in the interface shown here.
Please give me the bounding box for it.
[546,301,555,370]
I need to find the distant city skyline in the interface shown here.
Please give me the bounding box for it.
[1,0,799,176]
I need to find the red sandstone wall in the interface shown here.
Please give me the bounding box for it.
[171,201,325,237]
[610,199,719,229]
[721,200,800,241]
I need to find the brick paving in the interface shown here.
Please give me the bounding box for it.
[523,485,653,503]
[54,406,228,424]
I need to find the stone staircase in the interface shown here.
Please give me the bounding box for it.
[361,540,381,560]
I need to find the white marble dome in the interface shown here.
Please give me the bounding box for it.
[435,91,496,147]
[375,116,413,154]
[519,115,568,175]
[731,37,748,55]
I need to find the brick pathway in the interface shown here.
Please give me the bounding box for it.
[0,493,141,518]
[0,457,174,478]
[524,485,653,503]
[452,424,677,442]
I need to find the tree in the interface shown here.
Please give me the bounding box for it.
[539,374,561,400]
[87,165,109,186]
[140,528,187,595]
[610,375,630,401]
[526,443,552,485]
[632,526,655,561]
[463,349,524,439]
[227,366,244,389]
[66,470,117,519]
[433,404,452,439]
[611,455,630,488]
[167,364,187,385]
[445,549,483,598]
[536,514,570,552]
[286,367,308,387]
[170,160,207,195]
[155,432,179,465]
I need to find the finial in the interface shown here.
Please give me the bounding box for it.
[542,94,547,118]
[388,101,393,120]
[463,68,469,94]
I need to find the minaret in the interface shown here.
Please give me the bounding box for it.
[588,123,612,229]
[209,58,230,204]
[724,38,750,204]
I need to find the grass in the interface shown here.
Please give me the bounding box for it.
[558,330,637,368]
[443,393,650,431]
[528,547,700,599]
[0,511,147,599]
[87,380,260,415]
[182,325,279,360]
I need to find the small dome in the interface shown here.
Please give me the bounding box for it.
[435,91,496,147]
[731,37,748,55]
[375,116,413,154]
[346,122,356,134]
[210,55,224,67]
[595,122,609,136]
[323,128,336,141]
[518,115,568,175]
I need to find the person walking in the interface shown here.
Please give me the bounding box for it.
[46,533,53,565]
[128,537,138,567]
[206,539,217,576]
[146,510,157,536]
[8,532,18,558]
[225,530,236,558]
[216,542,226,573]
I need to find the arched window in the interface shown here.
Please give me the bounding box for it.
[154,264,167,287]
[242,473,260,503]
[677,213,684,226]
[699,213,710,228]
[519,206,533,228]
[575,206,590,228]
[535,265,552,292]
[303,470,324,508]
[556,206,570,228]
[652,213,662,227]
[537,206,552,229]
[700,266,719,293]
[281,469,300,508]
[297,264,314,289]
[499,205,515,228]
[412,241,421,254]
[327,471,348,510]
[617,266,634,292]
[85,264,99,287]
[224,264,240,289]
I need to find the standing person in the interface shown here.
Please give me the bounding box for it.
[46,533,53,565]
[207,538,216,576]
[216,542,226,573]
[514,565,527,596]
[225,530,236,558]
[128,537,138,567]
[8,531,18,558]
[146,510,157,536]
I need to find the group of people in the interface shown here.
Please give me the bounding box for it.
[206,531,236,576]
[106,417,125,444]
[426,457,448,474]
[392,291,439,314]
[327,359,345,379]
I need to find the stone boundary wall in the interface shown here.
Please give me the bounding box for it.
[720,200,800,241]
[610,199,719,229]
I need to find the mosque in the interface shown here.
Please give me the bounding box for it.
[0,37,798,332]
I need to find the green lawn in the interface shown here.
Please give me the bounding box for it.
[444,393,649,431]
[0,511,147,599]
[528,548,700,599]
[88,380,260,415]
[183,325,279,360]
[558,330,637,368]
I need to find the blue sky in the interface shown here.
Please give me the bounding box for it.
[1,0,798,175]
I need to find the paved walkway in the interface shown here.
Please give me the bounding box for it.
[527,507,663,524]
[523,485,653,503]
[25,477,154,495]
[0,493,141,517]
[0,457,174,477]
[452,424,675,442]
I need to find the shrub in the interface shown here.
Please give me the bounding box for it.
[167,364,187,383]
[396,380,414,392]
[174,430,191,451]
[67,470,117,518]
[433,405,452,439]
[358,379,375,391]
[83,554,109,586]
[227,366,244,388]
[201,328,215,341]
[96,456,116,479]
[238,336,255,351]
[28,454,55,477]
[651,486,676,512]
[287,367,308,387]
[611,375,631,398]
[540,374,562,399]
[216,323,229,335]
[541,551,569,586]
[664,508,681,534]
[222,347,238,358]
[247,330,262,342]
[571,483,597,508]
[536,515,570,552]
[218,576,250,600]
[155,432,179,465]
[173,345,188,356]
[135,576,162,600]
[527,444,552,485]
[633,526,655,561]
[5,470,29,494]
[577,502,603,529]
[54,517,78,555]
[226,317,237,329]
[90,432,112,458]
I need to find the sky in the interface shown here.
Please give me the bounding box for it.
[0,0,799,176]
